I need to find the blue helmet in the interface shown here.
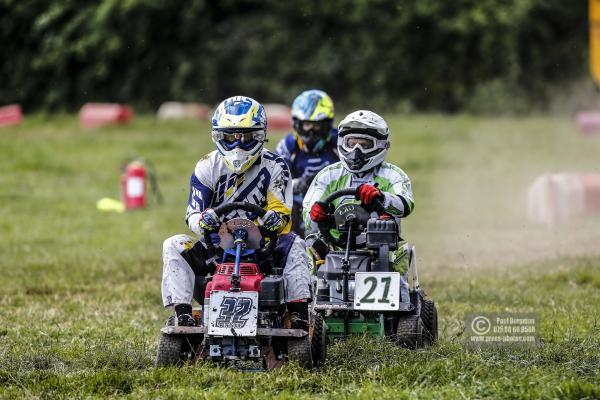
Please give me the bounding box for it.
[211,96,267,173]
[291,89,335,153]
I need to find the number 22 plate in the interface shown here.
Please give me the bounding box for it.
[354,272,401,311]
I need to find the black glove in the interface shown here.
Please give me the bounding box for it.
[308,237,329,261]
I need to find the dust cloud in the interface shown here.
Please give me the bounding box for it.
[408,116,600,271]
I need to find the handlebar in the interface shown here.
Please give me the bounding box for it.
[203,202,277,257]
[318,188,386,246]
[322,188,385,213]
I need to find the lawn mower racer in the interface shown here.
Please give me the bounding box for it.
[303,110,438,362]
[156,96,312,368]
[274,90,339,238]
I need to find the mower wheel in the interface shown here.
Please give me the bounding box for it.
[421,299,438,345]
[287,335,313,369]
[396,315,423,349]
[311,313,328,366]
[155,333,186,367]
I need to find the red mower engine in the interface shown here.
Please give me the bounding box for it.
[207,263,264,293]
[203,263,263,324]
[203,262,287,326]
[121,160,147,210]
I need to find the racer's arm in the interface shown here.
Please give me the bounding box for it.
[380,171,414,218]
[185,167,214,236]
[263,157,293,234]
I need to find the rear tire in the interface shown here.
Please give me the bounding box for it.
[155,334,186,367]
[396,315,423,349]
[311,313,328,366]
[287,336,313,369]
[421,299,438,345]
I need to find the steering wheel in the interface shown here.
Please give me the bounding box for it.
[203,202,278,257]
[318,188,385,247]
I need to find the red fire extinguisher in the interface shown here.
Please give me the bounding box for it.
[120,158,162,210]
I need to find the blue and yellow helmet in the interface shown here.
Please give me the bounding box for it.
[211,96,267,173]
[291,89,335,153]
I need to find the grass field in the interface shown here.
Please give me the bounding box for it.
[1,115,599,399]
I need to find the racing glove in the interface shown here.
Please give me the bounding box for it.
[198,209,220,231]
[308,237,329,261]
[309,201,330,223]
[262,210,287,232]
[357,183,384,205]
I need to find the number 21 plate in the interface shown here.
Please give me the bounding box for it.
[354,272,401,311]
[208,291,259,336]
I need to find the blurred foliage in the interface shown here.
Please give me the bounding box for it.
[0,0,588,112]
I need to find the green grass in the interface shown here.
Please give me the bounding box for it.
[1,115,599,399]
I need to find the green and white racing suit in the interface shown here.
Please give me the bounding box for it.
[302,161,415,309]
[302,160,414,235]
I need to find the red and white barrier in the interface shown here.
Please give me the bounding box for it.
[264,103,292,132]
[157,102,211,120]
[528,173,600,224]
[0,104,23,127]
[79,103,134,128]
[576,111,600,135]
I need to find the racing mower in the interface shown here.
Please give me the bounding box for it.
[310,188,437,364]
[155,202,312,369]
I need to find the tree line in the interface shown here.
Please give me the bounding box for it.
[0,0,587,113]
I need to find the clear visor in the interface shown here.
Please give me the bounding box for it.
[339,134,386,153]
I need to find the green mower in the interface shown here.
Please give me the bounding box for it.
[310,188,437,365]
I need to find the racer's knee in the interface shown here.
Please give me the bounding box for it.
[163,234,214,276]
[290,234,307,252]
[163,234,196,258]
[162,234,198,279]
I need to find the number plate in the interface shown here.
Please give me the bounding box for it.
[208,291,259,336]
[354,272,401,311]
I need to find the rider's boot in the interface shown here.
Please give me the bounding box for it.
[174,303,197,327]
[288,300,309,331]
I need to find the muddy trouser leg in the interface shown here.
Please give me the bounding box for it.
[282,235,313,303]
[161,234,211,308]
[282,235,311,329]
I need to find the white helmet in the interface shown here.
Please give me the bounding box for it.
[337,110,390,173]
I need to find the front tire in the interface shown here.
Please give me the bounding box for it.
[287,336,313,369]
[155,334,186,367]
